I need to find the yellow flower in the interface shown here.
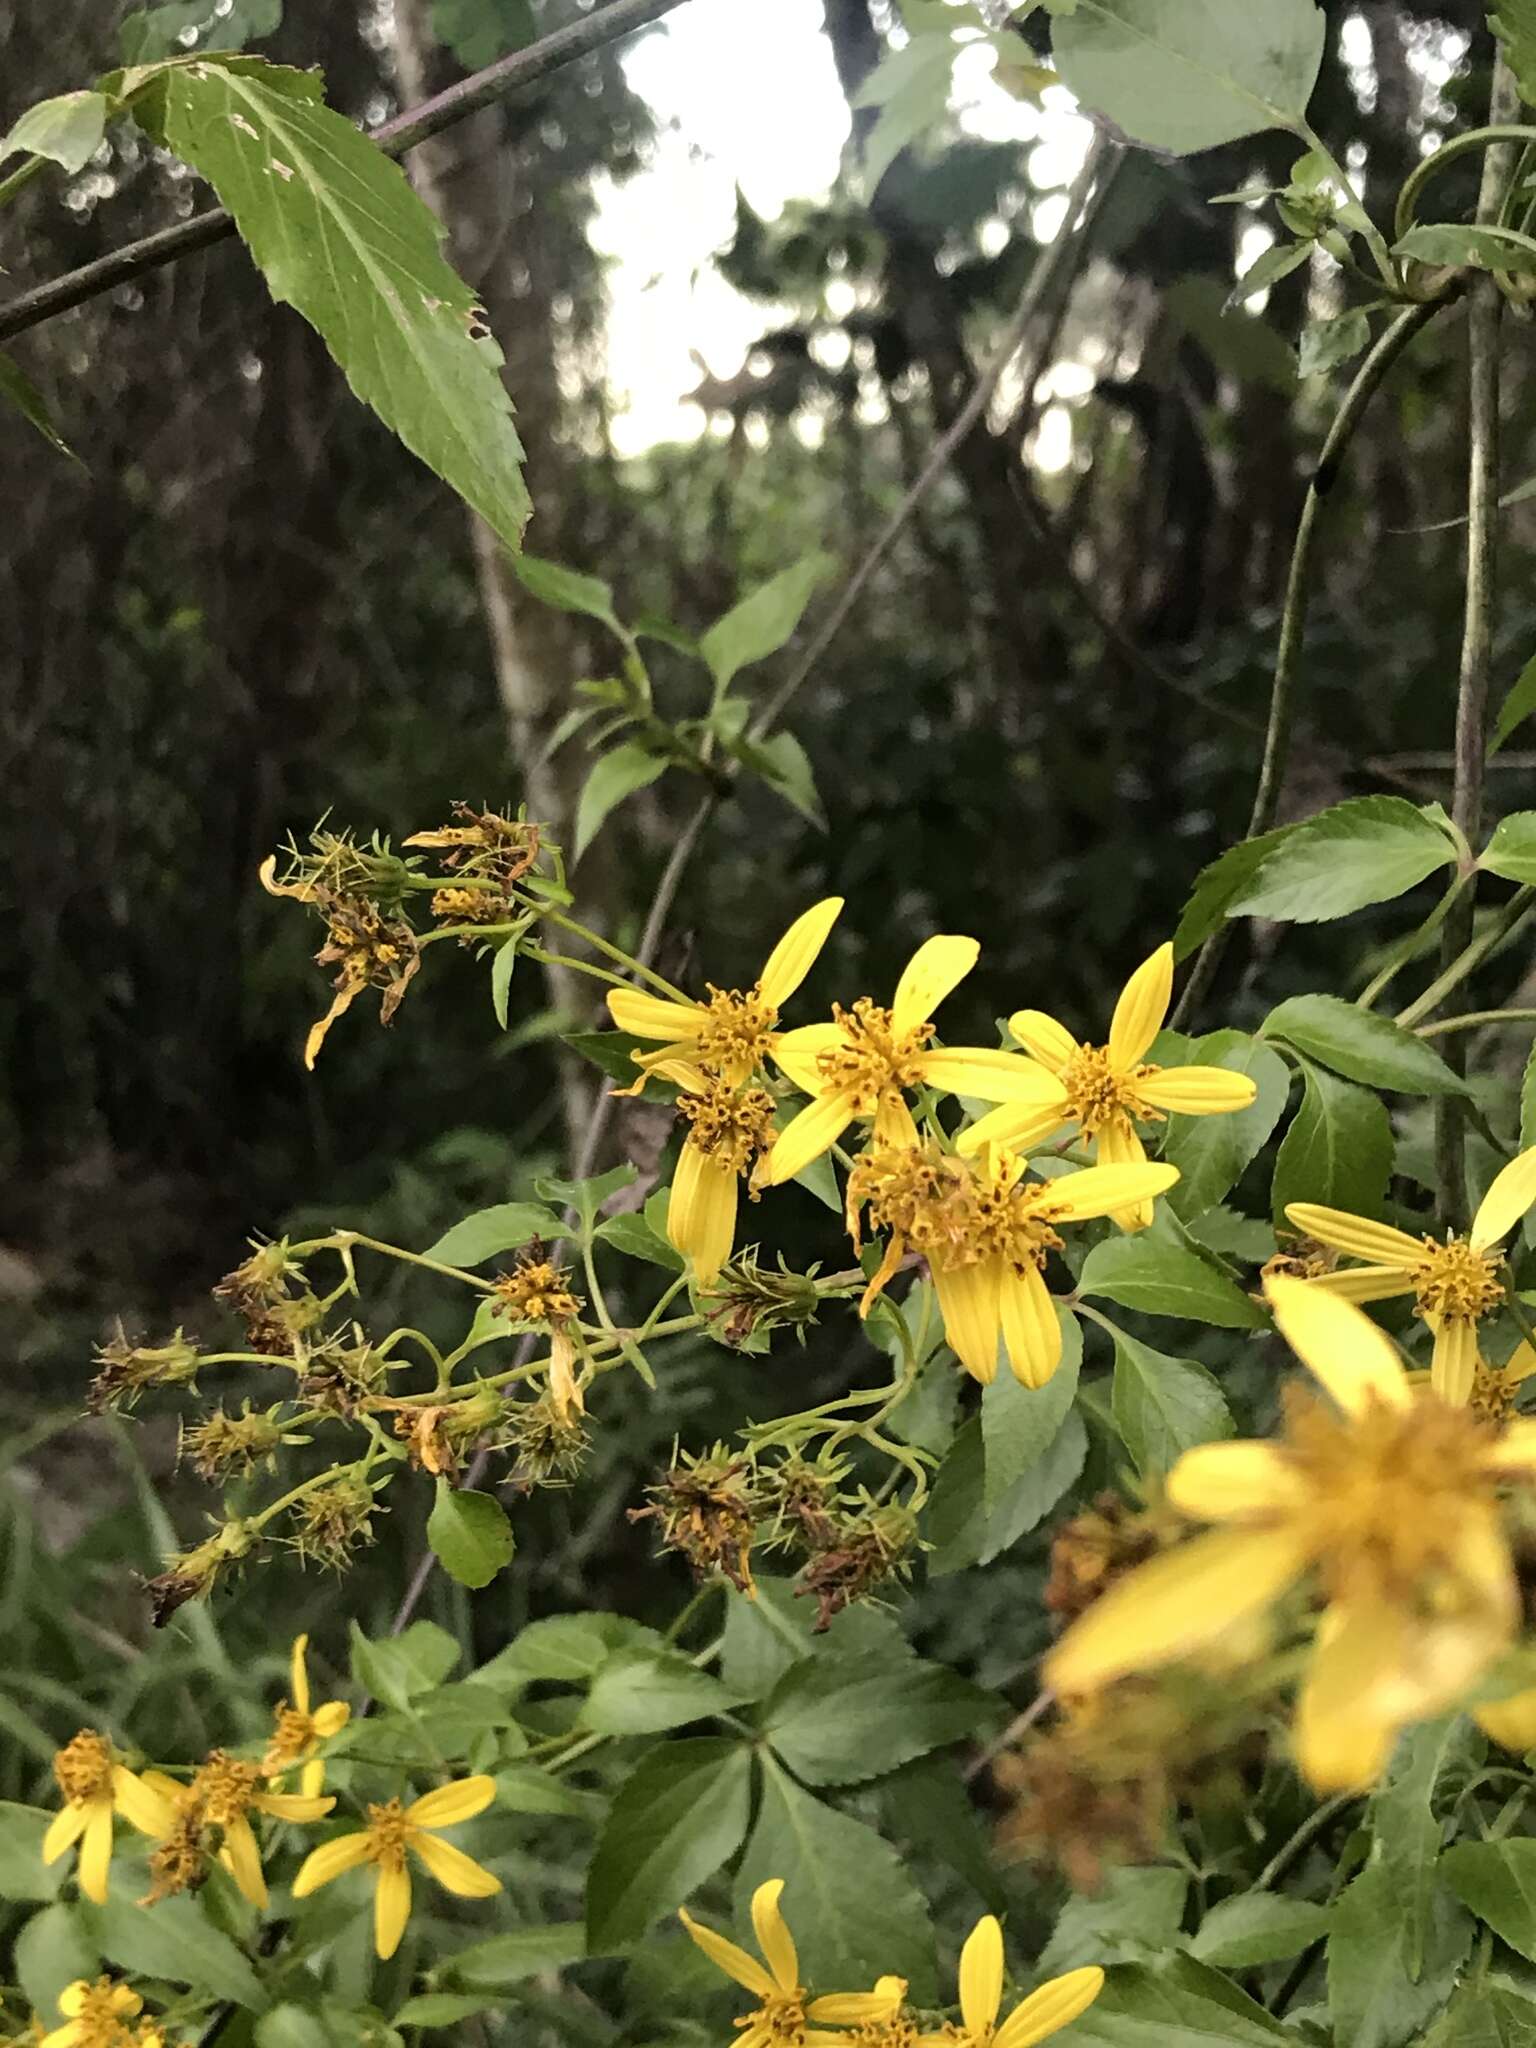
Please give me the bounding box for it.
[40,1980,157,2048]
[766,936,1065,1185]
[1285,1145,1536,1404]
[847,1141,1179,1385]
[41,1732,173,1906]
[1046,1278,1536,1791]
[607,898,845,1092]
[651,1065,780,1282]
[263,1634,351,1797]
[960,944,1257,1229]
[679,1878,871,2047]
[291,1776,500,1960]
[142,1752,334,1910]
[913,1916,1103,2048]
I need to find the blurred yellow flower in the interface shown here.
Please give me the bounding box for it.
[1286,1145,1536,1403]
[263,1634,350,1798]
[766,936,1063,1185]
[648,1063,780,1282]
[679,1878,880,2046]
[42,1731,172,1906]
[1047,1279,1536,1790]
[40,1980,157,2048]
[913,1915,1103,2048]
[142,1753,333,1910]
[292,1776,500,1960]
[961,943,1256,1229]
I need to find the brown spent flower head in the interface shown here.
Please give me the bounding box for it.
[493,1244,581,1326]
[390,1395,504,1478]
[506,1392,590,1488]
[214,1239,306,1311]
[287,1471,379,1572]
[795,1505,917,1632]
[89,1328,201,1413]
[142,1801,208,1905]
[141,1520,254,1627]
[179,1405,287,1481]
[630,1447,759,1594]
[756,1455,847,1555]
[297,1334,389,1415]
[697,1250,824,1351]
[1045,1493,1167,1627]
[1259,1236,1340,1289]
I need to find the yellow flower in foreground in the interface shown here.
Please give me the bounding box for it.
[42,1731,172,1906]
[1286,1146,1536,1404]
[848,1142,1179,1385]
[645,1061,780,1282]
[766,936,1065,1185]
[41,1979,159,2048]
[680,1878,877,2046]
[607,897,844,1092]
[960,943,1257,1229]
[1047,1279,1536,1790]
[914,1915,1103,2048]
[142,1752,333,1909]
[263,1634,350,1798]
[292,1776,500,1960]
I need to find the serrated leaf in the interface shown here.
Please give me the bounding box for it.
[1271,1057,1393,1221]
[87,1892,269,2009]
[1108,1322,1234,1475]
[1188,1892,1331,1968]
[1262,992,1469,1096]
[1038,1866,1188,1973]
[422,1201,562,1267]
[1441,1840,1536,1962]
[574,742,668,861]
[440,1923,586,1991]
[699,553,832,699]
[717,1576,911,1699]
[1066,1955,1293,2042]
[594,1209,683,1271]
[1299,307,1371,378]
[1229,796,1456,924]
[760,1650,1000,1786]
[1173,824,1299,957]
[495,1612,661,1684]
[1078,1236,1264,1327]
[926,1409,1087,1576]
[584,1738,752,1951]
[1374,1718,1474,1980]
[581,1648,741,1736]
[734,1761,936,1998]
[511,554,624,636]
[562,1029,649,1087]
[1328,1862,1470,2048]
[1,91,108,173]
[981,1305,1080,1509]
[1153,1029,1291,1216]
[155,59,529,552]
[1052,0,1325,156]
[430,0,534,68]
[1481,812,1536,884]
[1396,221,1536,274]
[426,1481,514,1589]
[349,1619,458,1711]
[534,1162,637,1229]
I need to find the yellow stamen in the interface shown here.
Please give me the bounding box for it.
[814,999,933,1111]
[677,1080,778,1177]
[53,1732,114,1806]
[1408,1237,1504,1323]
[1060,1042,1163,1139]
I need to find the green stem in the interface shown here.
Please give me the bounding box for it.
[0,156,49,210]
[1397,890,1536,1029]
[1254,1793,1357,1891]
[542,906,690,1000]
[324,1230,497,1292]
[1394,123,1536,243]
[1418,1006,1536,1038]
[1297,119,1398,288]
[1355,872,1472,1008]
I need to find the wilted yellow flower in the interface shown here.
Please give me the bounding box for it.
[679,1878,878,2046]
[42,1732,172,1906]
[607,898,844,1092]
[912,1915,1103,2047]
[142,1752,333,1909]
[291,1776,500,1960]
[1285,1146,1536,1403]
[766,936,1063,1184]
[961,943,1256,1229]
[847,1142,1178,1385]
[263,1634,350,1797]
[1047,1279,1536,1791]
[649,1067,780,1282]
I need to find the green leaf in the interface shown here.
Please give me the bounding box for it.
[490,1765,596,1818]
[87,1892,270,2009]
[879,1755,1008,1913]
[1375,1718,1475,1980]
[1480,813,1536,884]
[594,1207,683,1271]
[0,1804,64,1903]
[1328,1862,1470,2048]
[851,33,958,193]
[1421,1978,1536,2046]
[1153,1030,1291,1216]
[1271,1058,1393,1222]
[392,1994,497,2029]
[426,1482,514,1589]
[761,1650,1000,1786]
[1493,0,1536,109]
[584,1738,752,1951]
[1262,993,1469,1096]
[511,555,624,638]
[16,1903,99,2021]
[121,0,282,61]
[562,1029,649,1087]
[926,1409,1087,1576]
[534,1163,637,1230]
[1039,1866,1189,1973]
[0,353,74,458]
[155,60,530,552]
[489,937,517,1028]
[430,0,535,68]
[0,91,108,173]
[422,1201,561,1267]
[349,1619,458,1711]
[496,1612,661,1685]
[1396,222,1536,274]
[1165,277,1296,392]
[1109,1323,1234,1476]
[1051,0,1325,155]
[1441,1840,1536,1962]
[1173,825,1299,956]
[1226,239,1311,309]
[1523,1039,1536,1155]
[1078,1236,1264,1328]
[1491,654,1536,757]
[699,553,832,699]
[1188,1892,1330,1968]
[440,1923,586,1990]
[1299,307,1371,378]
[574,742,668,861]
[1229,797,1456,924]
[734,1760,935,1998]
[581,1648,742,1736]
[732,730,825,828]
[1066,1956,1293,2043]
[981,1305,1080,1510]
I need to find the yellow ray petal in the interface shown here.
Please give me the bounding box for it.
[302,1761,326,1800]
[605,988,704,1043]
[1482,1417,1536,1471]
[1006,1008,1078,1073]
[956,1099,1071,1159]
[808,1979,908,2026]
[958,1915,1004,2040]
[407,1776,496,1829]
[933,1257,1002,1384]
[678,1909,777,1998]
[253,1791,335,1822]
[292,1831,373,1895]
[374,1860,412,1960]
[42,1803,89,1863]
[918,1047,1067,1105]
[1045,1526,1310,1695]
[1293,1603,1406,1793]
[110,1769,171,1840]
[1166,1441,1307,1522]
[1431,1315,1478,1406]
[222,1815,268,1909]
[78,1801,112,1905]
[1474,1682,1536,1752]
[874,1091,920,1148]
[1094,1115,1154,1230]
[1506,1339,1536,1385]
[1108,943,1173,1069]
[994,1967,1106,2048]
[313,1701,350,1738]
[1446,1503,1518,1642]
[1300,1266,1416,1305]
[891,934,979,1038]
[1472,1145,1536,1249]
[1282,1203,1423,1267]
[766,1089,858,1185]
[412,1832,502,1898]
[1045,1161,1180,1222]
[304,983,360,1071]
[1265,1275,1410,1416]
[750,1878,800,1994]
[668,1139,738,1284]
[999,1264,1062,1388]
[771,1022,844,1094]
[757,898,843,1010]
[1135,1067,1258,1115]
[290,1633,311,1717]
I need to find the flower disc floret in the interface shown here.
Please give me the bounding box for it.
[53,1733,114,1806]
[694,985,780,1077]
[1058,1044,1162,1139]
[814,1000,935,1112]
[677,1080,778,1174]
[1409,1237,1504,1322]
